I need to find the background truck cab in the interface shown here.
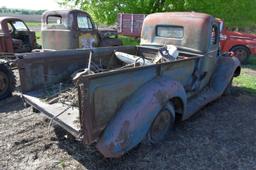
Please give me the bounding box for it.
[41,10,122,50]
[0,17,37,53]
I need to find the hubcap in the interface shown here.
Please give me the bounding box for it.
[234,49,247,62]
[150,110,171,141]
[0,71,8,95]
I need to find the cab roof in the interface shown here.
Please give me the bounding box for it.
[42,9,90,18]
[0,17,24,23]
[141,12,217,53]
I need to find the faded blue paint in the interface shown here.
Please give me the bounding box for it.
[96,77,186,158]
[183,56,241,120]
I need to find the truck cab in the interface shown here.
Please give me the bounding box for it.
[41,9,122,50]
[0,17,37,53]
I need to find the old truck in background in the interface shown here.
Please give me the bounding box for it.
[41,9,122,50]
[0,17,39,53]
[0,9,123,100]
[0,17,40,99]
[118,13,256,64]
[19,12,240,158]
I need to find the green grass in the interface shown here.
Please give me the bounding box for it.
[34,31,137,47]
[233,56,256,95]
[26,22,41,27]
[35,31,41,45]
[119,35,139,46]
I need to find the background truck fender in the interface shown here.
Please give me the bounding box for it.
[96,77,187,158]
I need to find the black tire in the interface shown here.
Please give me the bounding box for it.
[230,46,250,64]
[99,38,122,47]
[223,78,233,96]
[0,63,16,100]
[144,102,175,144]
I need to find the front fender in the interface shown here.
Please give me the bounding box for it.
[211,56,240,93]
[96,77,186,158]
[183,56,241,120]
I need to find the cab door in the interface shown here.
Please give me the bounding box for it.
[0,21,14,52]
[198,21,220,90]
[75,13,99,48]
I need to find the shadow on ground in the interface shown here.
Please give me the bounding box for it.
[0,95,24,113]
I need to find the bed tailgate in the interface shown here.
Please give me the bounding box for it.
[22,93,82,138]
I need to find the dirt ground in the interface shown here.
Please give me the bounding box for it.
[1,83,256,169]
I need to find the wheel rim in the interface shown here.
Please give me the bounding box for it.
[150,110,171,142]
[0,71,9,95]
[234,48,248,63]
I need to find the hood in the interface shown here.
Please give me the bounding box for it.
[225,30,256,40]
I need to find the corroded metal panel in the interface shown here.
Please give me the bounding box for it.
[42,30,77,50]
[95,78,187,157]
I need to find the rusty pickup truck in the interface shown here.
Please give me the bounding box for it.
[19,12,241,158]
[41,9,122,50]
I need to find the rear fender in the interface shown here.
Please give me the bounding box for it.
[96,77,186,158]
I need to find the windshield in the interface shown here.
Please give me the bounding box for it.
[77,15,93,29]
[12,21,28,31]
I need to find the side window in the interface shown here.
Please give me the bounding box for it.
[77,15,93,29]
[45,15,68,29]
[47,16,63,25]
[211,25,218,45]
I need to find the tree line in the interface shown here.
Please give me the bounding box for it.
[0,7,45,15]
[59,0,256,28]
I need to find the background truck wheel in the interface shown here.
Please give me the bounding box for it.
[0,63,16,100]
[99,38,123,47]
[230,46,250,64]
[144,102,175,144]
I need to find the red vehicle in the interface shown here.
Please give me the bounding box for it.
[218,19,256,63]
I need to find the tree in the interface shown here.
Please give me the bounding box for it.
[59,0,256,28]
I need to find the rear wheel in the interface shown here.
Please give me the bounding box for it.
[230,46,250,64]
[0,63,16,100]
[144,102,175,144]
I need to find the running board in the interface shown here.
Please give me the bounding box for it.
[184,86,219,120]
